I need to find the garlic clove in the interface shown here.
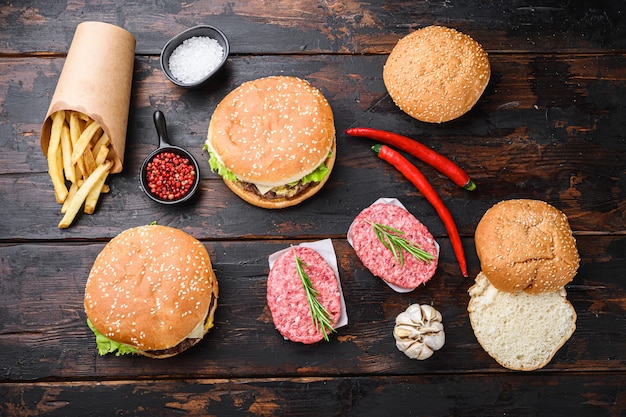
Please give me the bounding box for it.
[406,305,425,324]
[393,324,421,340]
[395,311,411,325]
[404,342,434,360]
[422,305,442,322]
[395,339,415,351]
[424,331,445,351]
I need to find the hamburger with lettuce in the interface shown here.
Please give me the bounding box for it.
[204,76,336,209]
[84,224,219,358]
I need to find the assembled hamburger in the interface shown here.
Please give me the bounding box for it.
[205,76,336,209]
[84,225,219,358]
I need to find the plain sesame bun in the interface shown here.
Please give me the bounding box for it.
[383,25,490,123]
[84,225,219,358]
[206,76,336,209]
[468,272,576,371]
[475,199,580,294]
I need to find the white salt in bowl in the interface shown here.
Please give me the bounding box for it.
[160,25,229,88]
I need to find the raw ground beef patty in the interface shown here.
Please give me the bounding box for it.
[349,203,438,289]
[267,246,342,344]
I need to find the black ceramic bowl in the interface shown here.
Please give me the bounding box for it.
[140,111,200,205]
[160,25,229,88]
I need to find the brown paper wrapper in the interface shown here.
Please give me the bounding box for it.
[41,21,136,174]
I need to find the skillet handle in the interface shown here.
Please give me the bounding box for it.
[153,110,171,148]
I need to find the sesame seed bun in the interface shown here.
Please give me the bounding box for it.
[475,199,580,294]
[206,76,336,209]
[84,225,219,358]
[383,25,490,123]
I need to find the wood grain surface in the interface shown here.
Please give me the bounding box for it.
[0,1,625,416]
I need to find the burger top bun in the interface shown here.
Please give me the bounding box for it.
[207,75,335,187]
[84,225,218,355]
[475,199,580,294]
[383,25,490,123]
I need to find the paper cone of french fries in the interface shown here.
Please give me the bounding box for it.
[41,21,136,174]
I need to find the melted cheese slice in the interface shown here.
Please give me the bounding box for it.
[186,308,210,339]
[255,184,273,195]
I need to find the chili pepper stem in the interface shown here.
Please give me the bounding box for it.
[463,180,477,191]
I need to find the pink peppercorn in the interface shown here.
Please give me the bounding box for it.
[146,151,196,201]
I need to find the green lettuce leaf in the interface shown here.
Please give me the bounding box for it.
[204,144,238,182]
[204,144,331,186]
[87,319,138,356]
[296,153,331,185]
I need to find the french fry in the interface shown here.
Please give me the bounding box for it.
[84,166,110,215]
[76,111,91,121]
[69,111,82,145]
[61,181,81,214]
[75,154,89,180]
[47,110,65,160]
[46,109,115,227]
[73,164,82,185]
[58,160,113,229]
[68,111,89,179]
[94,142,110,166]
[81,145,97,176]
[60,125,76,184]
[70,120,101,165]
[92,131,110,160]
[68,113,86,176]
[47,111,69,203]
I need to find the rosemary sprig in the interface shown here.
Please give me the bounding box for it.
[367,220,435,266]
[293,249,336,341]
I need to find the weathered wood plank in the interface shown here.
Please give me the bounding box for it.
[1,1,625,54]
[1,373,624,417]
[0,54,624,239]
[0,236,623,381]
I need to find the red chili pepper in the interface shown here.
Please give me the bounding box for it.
[372,144,469,277]
[345,127,476,191]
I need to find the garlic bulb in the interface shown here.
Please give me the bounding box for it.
[393,304,445,360]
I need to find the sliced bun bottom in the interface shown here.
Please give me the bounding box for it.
[468,272,576,371]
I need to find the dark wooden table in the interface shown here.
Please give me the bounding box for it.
[1,1,625,416]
